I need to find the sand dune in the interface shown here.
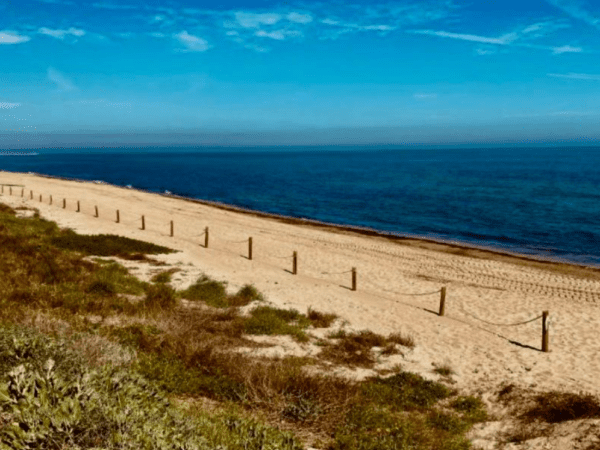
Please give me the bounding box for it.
[2,171,600,398]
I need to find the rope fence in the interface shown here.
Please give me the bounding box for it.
[11,188,552,352]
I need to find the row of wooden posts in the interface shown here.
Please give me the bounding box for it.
[3,186,551,352]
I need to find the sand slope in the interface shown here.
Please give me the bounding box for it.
[1,171,600,399]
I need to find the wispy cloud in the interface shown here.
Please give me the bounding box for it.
[92,2,138,10]
[173,31,211,52]
[0,102,21,109]
[255,29,303,41]
[546,0,600,29]
[38,27,85,40]
[0,31,31,44]
[548,72,600,80]
[412,21,582,55]
[47,67,77,91]
[287,12,313,24]
[231,12,282,29]
[409,29,516,45]
[550,44,582,53]
[414,93,438,100]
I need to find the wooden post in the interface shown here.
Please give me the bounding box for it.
[9,187,12,195]
[30,190,33,200]
[439,287,447,316]
[63,198,66,209]
[94,206,98,218]
[542,311,549,353]
[204,226,209,248]
[1,185,3,194]
[293,251,297,275]
[351,267,357,291]
[170,220,174,237]
[21,188,24,197]
[49,195,52,205]
[116,210,120,223]
[39,194,42,202]
[141,215,145,230]
[77,201,80,212]
[248,237,253,260]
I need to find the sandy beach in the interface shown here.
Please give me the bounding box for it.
[1,171,600,399]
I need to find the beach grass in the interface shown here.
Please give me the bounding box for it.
[0,202,496,449]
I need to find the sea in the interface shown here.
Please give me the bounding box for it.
[1,145,599,267]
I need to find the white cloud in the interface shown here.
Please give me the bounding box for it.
[551,44,582,54]
[0,31,31,44]
[234,12,281,28]
[173,31,211,52]
[410,29,517,45]
[38,27,85,40]
[321,18,340,26]
[92,3,138,10]
[149,32,166,38]
[255,29,302,40]
[287,12,312,24]
[413,93,438,99]
[546,0,600,29]
[516,19,571,40]
[548,72,600,80]
[47,67,77,91]
[0,102,21,109]
[475,47,497,55]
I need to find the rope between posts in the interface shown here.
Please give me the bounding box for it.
[321,270,353,275]
[458,303,543,327]
[215,237,249,244]
[395,289,442,297]
[264,252,293,259]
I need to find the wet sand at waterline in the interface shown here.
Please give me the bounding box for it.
[2,171,600,398]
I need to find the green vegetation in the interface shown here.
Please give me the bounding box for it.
[150,268,180,283]
[307,307,338,328]
[0,202,491,449]
[320,330,415,368]
[433,363,455,377]
[51,230,177,257]
[243,306,311,342]
[180,276,265,308]
[524,391,600,423]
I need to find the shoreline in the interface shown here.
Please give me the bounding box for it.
[3,169,600,397]
[6,170,599,280]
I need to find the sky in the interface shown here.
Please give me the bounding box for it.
[1,0,600,148]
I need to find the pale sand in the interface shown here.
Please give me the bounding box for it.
[2,171,600,398]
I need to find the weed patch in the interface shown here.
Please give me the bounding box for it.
[524,391,600,423]
[51,231,176,257]
[307,307,338,328]
[243,306,311,342]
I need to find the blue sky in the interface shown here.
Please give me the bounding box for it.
[1,0,600,148]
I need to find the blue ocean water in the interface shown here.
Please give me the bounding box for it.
[1,146,599,267]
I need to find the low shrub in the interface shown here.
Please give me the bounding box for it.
[243,306,311,342]
[434,364,454,377]
[144,283,178,312]
[361,372,452,411]
[51,231,176,257]
[180,275,228,307]
[525,391,600,423]
[234,284,264,303]
[450,395,488,422]
[307,307,338,328]
[387,332,416,349]
[151,268,180,284]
